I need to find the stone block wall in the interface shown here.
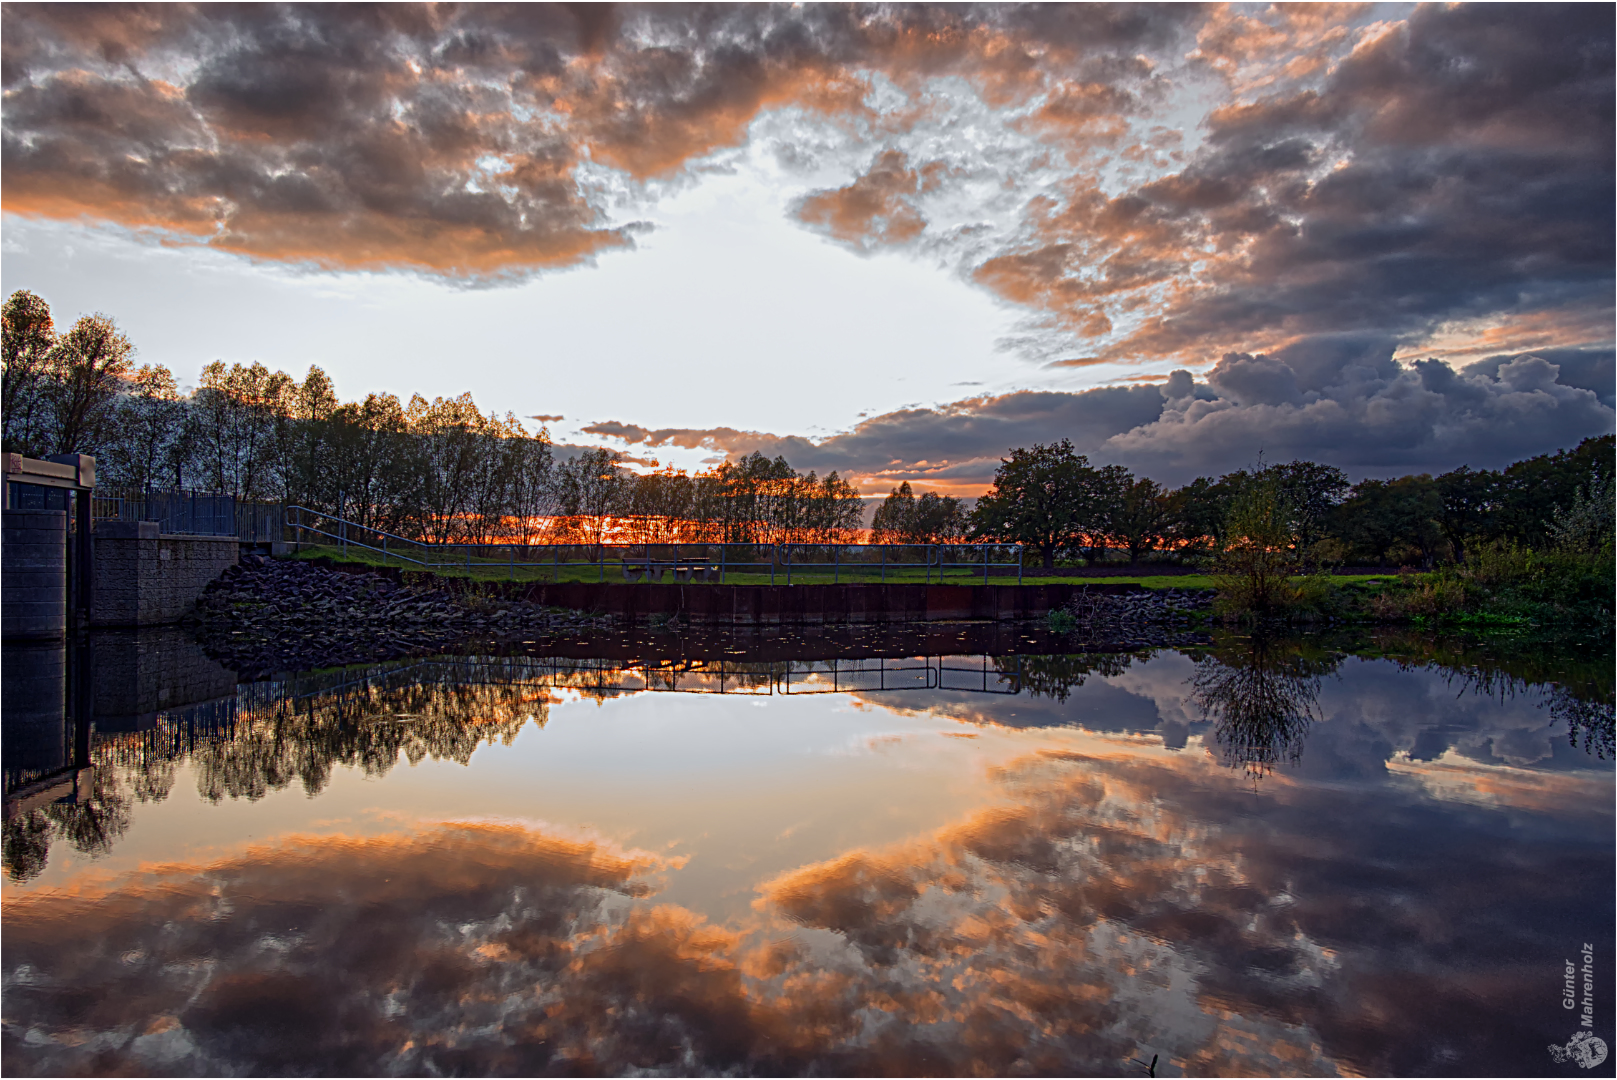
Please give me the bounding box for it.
[2,509,68,640]
[93,522,238,627]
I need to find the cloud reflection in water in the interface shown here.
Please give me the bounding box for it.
[4,732,1608,1077]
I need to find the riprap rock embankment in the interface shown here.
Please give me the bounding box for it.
[192,556,609,677]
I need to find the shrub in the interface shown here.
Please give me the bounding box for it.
[1211,471,1301,617]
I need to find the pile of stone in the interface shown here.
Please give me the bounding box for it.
[191,556,609,677]
[1053,587,1215,649]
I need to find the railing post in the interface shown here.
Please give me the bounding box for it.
[1017,545,1023,585]
[983,544,988,585]
[786,545,791,586]
[926,545,931,585]
[770,544,775,586]
[834,545,839,584]
[719,544,726,584]
[880,545,885,583]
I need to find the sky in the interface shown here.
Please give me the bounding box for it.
[1,2,1612,491]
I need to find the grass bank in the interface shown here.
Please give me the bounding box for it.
[1214,547,1614,632]
[286,545,1229,589]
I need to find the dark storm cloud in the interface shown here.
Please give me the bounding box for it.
[1466,348,1615,409]
[586,351,1611,490]
[1061,3,1613,365]
[583,383,1168,491]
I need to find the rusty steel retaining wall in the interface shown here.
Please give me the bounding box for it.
[515,581,1147,624]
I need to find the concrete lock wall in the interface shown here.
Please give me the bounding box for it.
[93,522,238,627]
[2,509,68,640]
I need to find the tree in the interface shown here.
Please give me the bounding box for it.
[42,312,135,455]
[624,467,699,544]
[1270,460,1349,558]
[556,448,627,556]
[1434,465,1500,564]
[190,361,295,501]
[871,481,968,544]
[103,365,186,494]
[1106,476,1172,565]
[1,289,57,455]
[1335,475,1445,566]
[1164,474,1238,555]
[793,470,865,544]
[1212,468,1300,614]
[1495,436,1615,549]
[968,440,1103,570]
[1547,465,1614,554]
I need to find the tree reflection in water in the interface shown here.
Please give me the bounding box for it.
[1550,689,1616,758]
[2,671,551,884]
[3,771,131,884]
[995,652,1139,702]
[1190,639,1342,779]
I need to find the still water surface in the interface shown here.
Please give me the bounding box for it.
[3,629,1612,1076]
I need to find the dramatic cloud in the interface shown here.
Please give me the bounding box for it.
[794,149,935,250]
[5,4,1607,373]
[584,349,1612,490]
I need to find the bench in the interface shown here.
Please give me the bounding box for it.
[622,558,720,583]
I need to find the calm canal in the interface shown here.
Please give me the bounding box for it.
[3,627,1612,1076]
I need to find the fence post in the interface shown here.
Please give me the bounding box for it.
[1017,545,1023,585]
[880,545,885,583]
[926,545,931,585]
[719,545,726,585]
[983,544,988,585]
[383,535,388,566]
[786,545,791,586]
[770,545,775,586]
[834,545,839,585]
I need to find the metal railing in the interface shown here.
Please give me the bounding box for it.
[93,490,236,536]
[282,506,1024,584]
[92,490,284,542]
[240,653,1026,704]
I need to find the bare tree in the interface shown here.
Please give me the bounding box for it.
[556,448,627,556]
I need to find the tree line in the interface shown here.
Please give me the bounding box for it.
[961,437,1613,570]
[0,290,863,547]
[5,288,1608,561]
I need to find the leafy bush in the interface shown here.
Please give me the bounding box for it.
[1046,608,1078,634]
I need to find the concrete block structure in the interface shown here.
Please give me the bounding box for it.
[92,521,238,627]
[90,628,239,732]
[2,509,68,640]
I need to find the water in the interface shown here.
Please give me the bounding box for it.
[3,627,1612,1077]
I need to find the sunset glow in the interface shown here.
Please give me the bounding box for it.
[2,3,1610,490]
